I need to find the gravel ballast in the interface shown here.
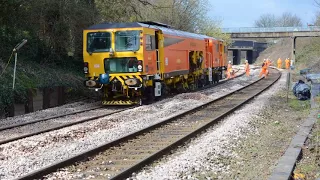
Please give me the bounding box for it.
[0,108,122,142]
[130,69,286,180]
[0,100,100,128]
[0,68,258,180]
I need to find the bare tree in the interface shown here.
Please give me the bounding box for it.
[198,17,232,45]
[276,12,302,27]
[254,14,277,27]
[315,12,320,25]
[138,0,212,32]
[254,12,302,27]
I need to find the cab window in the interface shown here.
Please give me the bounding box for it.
[115,30,140,52]
[87,32,111,53]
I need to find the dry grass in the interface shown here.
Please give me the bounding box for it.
[216,91,309,179]
[294,119,320,179]
[252,37,320,179]
[255,38,320,71]
[255,38,292,65]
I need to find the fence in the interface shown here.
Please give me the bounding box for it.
[222,26,320,33]
[0,86,66,118]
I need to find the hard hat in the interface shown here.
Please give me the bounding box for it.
[229,61,231,63]
[245,60,248,62]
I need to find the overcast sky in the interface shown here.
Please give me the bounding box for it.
[208,0,319,28]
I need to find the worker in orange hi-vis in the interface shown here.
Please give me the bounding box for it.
[277,58,282,69]
[285,58,290,69]
[266,58,272,75]
[226,61,233,79]
[266,58,272,67]
[259,60,268,78]
[244,60,250,77]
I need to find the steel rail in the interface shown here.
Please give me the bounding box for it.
[16,68,279,180]
[111,69,281,180]
[0,69,242,132]
[0,106,103,131]
[0,107,135,145]
[0,69,244,146]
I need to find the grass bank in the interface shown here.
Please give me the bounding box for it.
[253,37,320,179]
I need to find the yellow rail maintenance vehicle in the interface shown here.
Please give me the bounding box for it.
[83,22,162,105]
[83,21,228,106]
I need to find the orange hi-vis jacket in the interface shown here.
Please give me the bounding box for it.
[285,59,290,69]
[259,62,268,77]
[277,58,282,68]
[227,63,232,72]
[262,62,268,71]
[245,62,250,76]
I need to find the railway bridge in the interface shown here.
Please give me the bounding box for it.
[228,40,267,65]
[223,26,320,65]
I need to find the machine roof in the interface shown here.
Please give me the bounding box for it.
[86,22,220,41]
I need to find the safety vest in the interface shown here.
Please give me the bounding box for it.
[277,58,282,64]
[245,63,249,71]
[285,59,290,65]
[262,62,267,70]
[227,64,232,72]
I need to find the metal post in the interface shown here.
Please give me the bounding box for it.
[12,39,27,90]
[12,52,17,90]
[291,36,296,65]
[286,71,290,103]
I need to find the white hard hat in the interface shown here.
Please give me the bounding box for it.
[228,61,231,63]
[245,60,248,62]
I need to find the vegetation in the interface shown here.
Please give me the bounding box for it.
[295,37,320,73]
[314,12,320,25]
[0,0,229,112]
[254,12,302,27]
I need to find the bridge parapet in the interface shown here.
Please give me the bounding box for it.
[222,26,320,33]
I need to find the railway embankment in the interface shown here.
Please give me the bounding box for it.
[0,59,95,118]
[250,37,320,179]
[0,69,249,179]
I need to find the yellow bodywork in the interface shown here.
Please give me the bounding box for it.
[83,27,144,79]
[83,23,226,105]
[83,27,154,105]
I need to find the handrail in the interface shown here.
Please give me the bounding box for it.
[221,26,320,33]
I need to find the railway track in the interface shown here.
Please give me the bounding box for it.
[16,68,280,180]
[0,106,133,145]
[0,69,243,147]
[0,106,102,131]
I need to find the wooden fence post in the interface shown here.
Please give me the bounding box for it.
[58,86,66,105]
[5,103,15,117]
[24,89,34,113]
[42,87,51,109]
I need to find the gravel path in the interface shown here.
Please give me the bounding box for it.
[0,100,100,128]
[0,68,256,180]
[130,70,286,180]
